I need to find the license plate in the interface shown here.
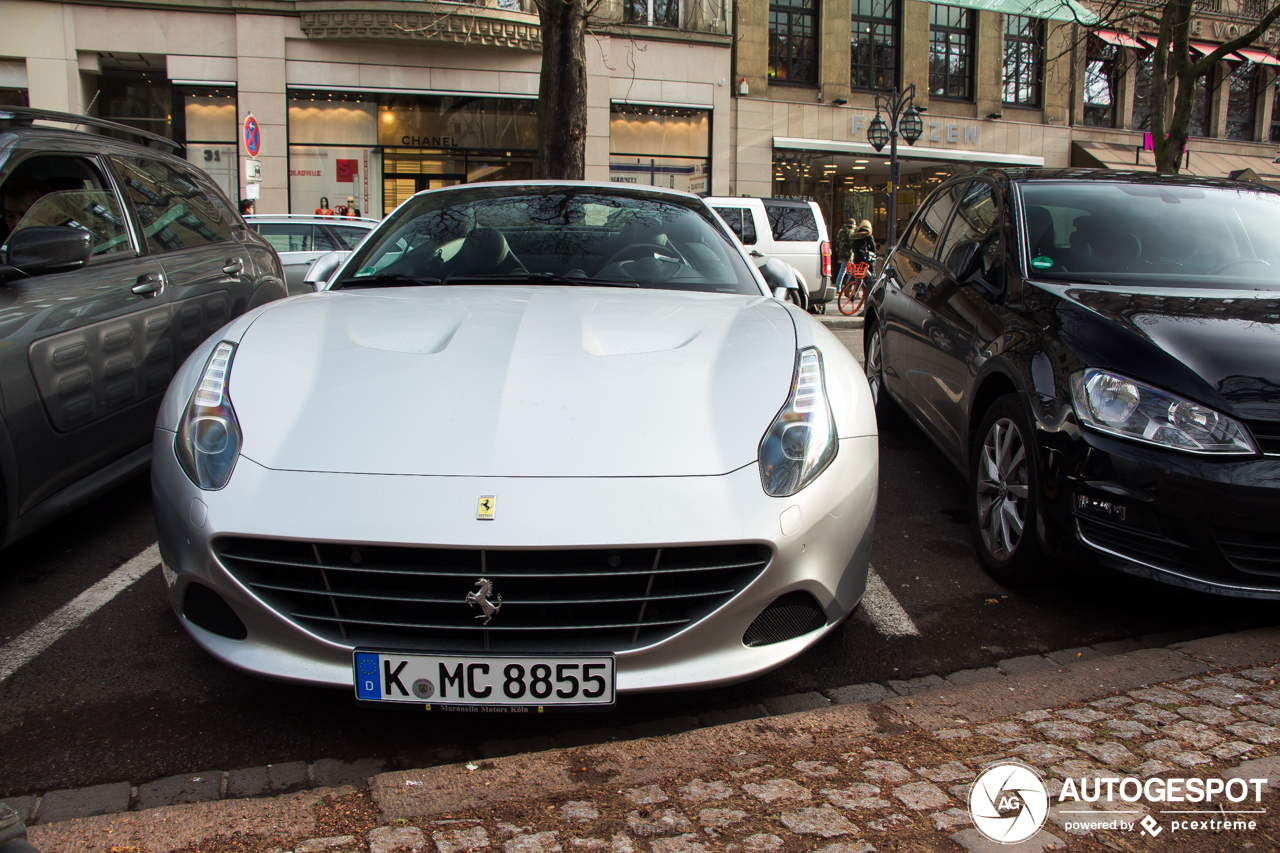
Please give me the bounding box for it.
[353,651,616,709]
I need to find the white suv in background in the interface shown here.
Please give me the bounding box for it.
[245,214,378,295]
[707,197,833,311]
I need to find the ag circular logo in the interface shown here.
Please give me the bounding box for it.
[969,763,1049,844]
[411,678,435,699]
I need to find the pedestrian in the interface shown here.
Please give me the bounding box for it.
[852,219,876,266]
[238,198,254,216]
[833,219,857,294]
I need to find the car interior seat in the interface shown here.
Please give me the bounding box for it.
[449,226,525,276]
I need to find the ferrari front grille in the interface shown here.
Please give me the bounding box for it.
[213,538,771,652]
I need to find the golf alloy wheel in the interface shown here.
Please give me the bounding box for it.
[976,417,1029,561]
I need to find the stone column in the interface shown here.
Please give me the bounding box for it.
[901,0,931,109]
[820,0,852,102]
[1115,47,1136,130]
[975,11,1003,117]
[1208,60,1229,138]
[585,32,612,183]
[1256,66,1275,142]
[1042,21,1071,126]
[235,14,289,213]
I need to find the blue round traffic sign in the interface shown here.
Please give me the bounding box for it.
[243,115,261,157]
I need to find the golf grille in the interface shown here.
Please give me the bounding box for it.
[213,537,770,652]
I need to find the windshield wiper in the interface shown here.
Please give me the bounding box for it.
[337,273,443,288]
[444,273,640,288]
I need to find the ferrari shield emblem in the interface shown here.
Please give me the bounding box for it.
[477,495,496,520]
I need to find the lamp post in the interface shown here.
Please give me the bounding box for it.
[866,84,923,253]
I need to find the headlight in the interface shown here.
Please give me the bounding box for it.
[1069,368,1256,455]
[175,342,242,489]
[759,347,838,496]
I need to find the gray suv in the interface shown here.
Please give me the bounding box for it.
[0,106,286,549]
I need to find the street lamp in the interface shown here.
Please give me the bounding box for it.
[866,84,923,252]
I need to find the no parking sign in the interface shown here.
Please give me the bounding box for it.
[243,114,261,157]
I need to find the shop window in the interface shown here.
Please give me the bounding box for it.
[99,70,173,141]
[1132,53,1154,131]
[1083,35,1117,127]
[177,87,238,203]
[625,0,680,27]
[610,104,711,194]
[1188,74,1210,137]
[1227,61,1258,140]
[1272,81,1280,142]
[0,88,27,107]
[851,0,898,91]
[1002,15,1042,107]
[769,0,819,85]
[110,155,234,252]
[929,4,973,101]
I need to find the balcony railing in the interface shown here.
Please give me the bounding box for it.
[595,0,731,35]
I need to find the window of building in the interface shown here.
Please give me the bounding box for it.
[98,69,173,141]
[1002,15,1042,107]
[1083,35,1117,127]
[1189,74,1210,137]
[0,88,27,107]
[851,0,898,91]
[1227,61,1258,140]
[624,0,680,27]
[929,4,974,101]
[1272,81,1280,142]
[175,87,238,203]
[1132,53,1154,131]
[769,0,818,85]
[610,104,711,194]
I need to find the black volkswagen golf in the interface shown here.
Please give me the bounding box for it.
[865,168,1280,598]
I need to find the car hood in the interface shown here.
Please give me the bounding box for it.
[1057,286,1280,420]
[230,286,797,476]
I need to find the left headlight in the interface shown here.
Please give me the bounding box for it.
[175,341,243,489]
[1069,367,1257,455]
[759,347,838,496]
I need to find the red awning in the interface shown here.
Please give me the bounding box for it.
[1189,40,1227,58]
[1095,29,1146,49]
[1233,46,1280,66]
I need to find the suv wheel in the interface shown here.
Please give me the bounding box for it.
[970,394,1053,586]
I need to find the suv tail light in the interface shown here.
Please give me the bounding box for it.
[821,241,831,278]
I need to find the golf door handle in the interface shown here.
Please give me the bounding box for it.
[132,274,164,297]
[223,259,244,275]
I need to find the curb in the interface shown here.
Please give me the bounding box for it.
[816,316,863,330]
[22,626,1280,853]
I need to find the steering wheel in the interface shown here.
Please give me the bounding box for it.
[600,241,685,271]
[1209,257,1272,275]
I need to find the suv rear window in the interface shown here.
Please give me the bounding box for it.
[763,203,819,242]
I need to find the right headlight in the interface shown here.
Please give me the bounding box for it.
[759,347,838,496]
[174,341,243,489]
[1069,367,1256,455]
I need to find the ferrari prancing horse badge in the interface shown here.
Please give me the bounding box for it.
[477,495,496,520]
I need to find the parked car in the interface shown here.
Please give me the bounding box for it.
[866,168,1280,598]
[0,105,286,550]
[244,214,377,296]
[152,181,878,705]
[707,197,833,311]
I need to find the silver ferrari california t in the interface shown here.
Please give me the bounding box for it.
[152,182,878,709]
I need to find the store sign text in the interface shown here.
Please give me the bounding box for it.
[400,136,458,147]
[851,115,980,146]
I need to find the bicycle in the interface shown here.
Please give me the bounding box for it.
[837,260,873,316]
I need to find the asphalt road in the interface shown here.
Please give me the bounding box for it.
[1,327,1276,799]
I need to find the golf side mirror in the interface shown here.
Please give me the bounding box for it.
[3,226,92,278]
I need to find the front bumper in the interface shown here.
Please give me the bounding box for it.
[1041,425,1280,598]
[153,430,877,693]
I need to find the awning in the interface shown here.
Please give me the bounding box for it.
[1095,29,1146,49]
[773,136,1045,167]
[935,0,1097,24]
[1072,140,1280,185]
[1234,46,1280,66]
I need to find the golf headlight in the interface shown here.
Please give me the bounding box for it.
[759,347,838,496]
[175,342,242,489]
[1070,368,1256,455]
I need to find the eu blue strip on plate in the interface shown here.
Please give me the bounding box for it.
[355,652,381,699]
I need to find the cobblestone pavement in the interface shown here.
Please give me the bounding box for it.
[23,632,1280,853]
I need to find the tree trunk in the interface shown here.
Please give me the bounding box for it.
[536,0,589,180]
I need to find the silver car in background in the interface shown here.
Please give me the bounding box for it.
[244,214,376,295]
[152,182,878,708]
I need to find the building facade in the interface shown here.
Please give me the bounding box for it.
[2,0,1279,235]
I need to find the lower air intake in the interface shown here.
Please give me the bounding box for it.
[183,582,248,640]
[742,591,827,647]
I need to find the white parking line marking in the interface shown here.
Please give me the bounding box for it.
[0,542,161,683]
[859,565,921,637]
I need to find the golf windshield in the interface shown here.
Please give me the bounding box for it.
[336,186,761,294]
[1021,182,1280,287]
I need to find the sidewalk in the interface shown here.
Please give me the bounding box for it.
[21,627,1280,853]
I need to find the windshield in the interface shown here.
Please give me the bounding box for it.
[336,186,761,294]
[1020,181,1280,288]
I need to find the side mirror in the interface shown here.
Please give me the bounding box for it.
[948,240,986,282]
[760,257,800,298]
[3,227,93,277]
[303,250,350,292]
